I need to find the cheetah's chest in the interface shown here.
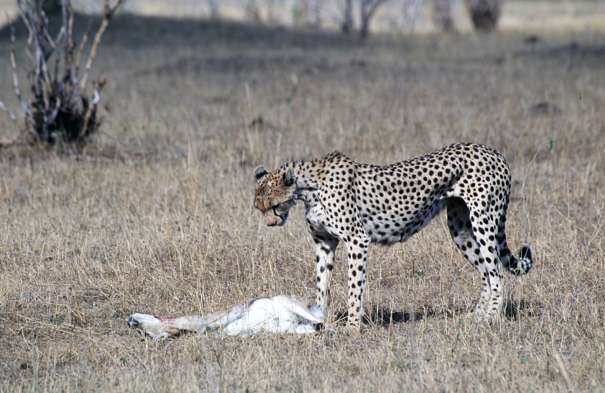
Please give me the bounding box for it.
[303,193,344,238]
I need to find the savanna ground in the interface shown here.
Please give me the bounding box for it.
[1,4,605,392]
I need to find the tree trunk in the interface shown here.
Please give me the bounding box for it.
[291,0,309,27]
[465,0,501,32]
[245,0,263,24]
[432,0,454,32]
[207,0,219,19]
[341,0,354,34]
[359,0,387,40]
[312,0,322,28]
[359,17,370,40]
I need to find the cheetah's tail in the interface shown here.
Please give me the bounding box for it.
[501,246,533,275]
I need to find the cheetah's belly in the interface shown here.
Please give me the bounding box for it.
[360,197,447,245]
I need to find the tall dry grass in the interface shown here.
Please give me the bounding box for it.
[0,11,604,393]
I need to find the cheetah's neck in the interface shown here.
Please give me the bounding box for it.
[280,159,324,193]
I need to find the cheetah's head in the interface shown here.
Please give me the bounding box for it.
[254,166,297,227]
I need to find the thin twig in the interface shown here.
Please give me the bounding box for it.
[362,0,388,22]
[80,0,124,90]
[33,33,51,111]
[74,23,92,105]
[53,41,60,82]
[81,83,102,137]
[367,0,388,19]
[17,2,35,62]
[74,30,88,74]
[0,101,17,121]
[9,25,31,116]
[39,5,58,58]
[17,0,33,42]
[39,31,54,94]
[48,25,62,51]
[48,96,62,125]
[66,1,76,84]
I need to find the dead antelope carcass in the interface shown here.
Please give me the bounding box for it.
[128,295,324,339]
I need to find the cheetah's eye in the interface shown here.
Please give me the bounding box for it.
[275,202,290,210]
[255,166,268,181]
[283,169,295,187]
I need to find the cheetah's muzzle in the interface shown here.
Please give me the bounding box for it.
[265,207,288,226]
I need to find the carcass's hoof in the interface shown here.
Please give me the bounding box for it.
[128,315,140,328]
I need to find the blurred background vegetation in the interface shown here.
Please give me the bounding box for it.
[2,0,604,35]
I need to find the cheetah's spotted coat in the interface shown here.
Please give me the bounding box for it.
[254,143,533,328]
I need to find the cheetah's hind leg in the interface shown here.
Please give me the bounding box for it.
[446,198,503,321]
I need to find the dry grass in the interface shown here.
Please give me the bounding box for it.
[1,10,605,393]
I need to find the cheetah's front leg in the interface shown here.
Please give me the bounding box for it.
[345,239,370,328]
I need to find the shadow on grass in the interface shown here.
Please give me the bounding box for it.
[0,11,361,52]
[331,298,541,328]
[512,41,605,68]
[515,41,605,58]
[503,298,542,320]
[365,307,438,326]
[332,306,441,327]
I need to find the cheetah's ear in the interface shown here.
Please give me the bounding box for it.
[283,168,295,187]
[255,166,268,181]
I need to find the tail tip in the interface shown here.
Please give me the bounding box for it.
[519,246,532,261]
[516,245,534,275]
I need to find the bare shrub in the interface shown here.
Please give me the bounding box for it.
[0,0,124,146]
[401,0,422,33]
[359,0,388,39]
[340,0,355,34]
[311,0,322,28]
[291,0,310,27]
[465,0,501,32]
[339,0,388,39]
[291,0,322,29]
[245,0,263,24]
[432,0,455,32]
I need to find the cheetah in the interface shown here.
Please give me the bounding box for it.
[254,143,533,329]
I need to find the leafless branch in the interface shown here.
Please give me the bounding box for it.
[81,82,102,137]
[359,0,389,39]
[432,0,455,32]
[47,96,61,126]
[66,0,76,83]
[363,0,387,20]
[9,26,31,116]
[340,0,354,34]
[0,101,17,121]
[74,30,89,72]
[80,0,124,90]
